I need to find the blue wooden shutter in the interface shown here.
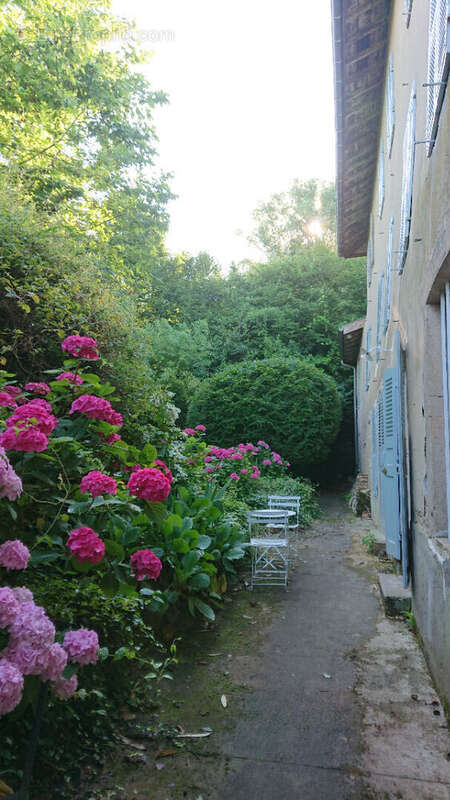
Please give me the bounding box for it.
[382,368,402,559]
[397,83,416,274]
[376,272,385,361]
[365,327,371,390]
[395,331,409,587]
[426,0,450,153]
[371,408,378,497]
[384,216,394,332]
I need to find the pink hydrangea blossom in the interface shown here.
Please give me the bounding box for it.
[263,459,272,466]
[0,587,19,628]
[195,424,206,432]
[130,549,162,581]
[231,453,243,460]
[205,466,214,473]
[2,386,22,399]
[63,629,99,666]
[183,427,196,435]
[0,392,17,408]
[80,471,117,498]
[8,601,55,648]
[0,540,30,570]
[102,432,121,445]
[250,472,260,479]
[0,426,49,453]
[6,400,58,436]
[51,673,78,699]
[67,527,105,564]
[61,335,99,360]
[69,395,122,426]
[229,473,240,480]
[12,586,34,604]
[41,643,68,682]
[56,372,84,386]
[240,468,248,474]
[3,641,50,676]
[204,456,213,463]
[257,440,267,447]
[24,382,51,395]
[127,467,171,503]
[0,446,22,500]
[153,459,173,484]
[0,658,24,716]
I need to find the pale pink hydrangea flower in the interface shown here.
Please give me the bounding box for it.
[67,527,105,564]
[0,540,30,570]
[63,629,99,666]
[12,586,34,604]
[0,587,19,627]
[41,643,68,682]
[61,335,99,360]
[8,601,55,647]
[130,549,162,581]
[0,446,22,500]
[2,641,50,676]
[229,473,240,480]
[263,459,272,466]
[80,471,117,498]
[240,468,248,474]
[0,658,24,716]
[51,673,78,699]
[127,467,171,503]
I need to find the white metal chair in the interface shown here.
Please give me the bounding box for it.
[268,495,301,529]
[247,509,290,590]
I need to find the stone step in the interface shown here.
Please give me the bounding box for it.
[378,572,412,617]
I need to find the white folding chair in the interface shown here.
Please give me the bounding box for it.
[268,495,301,529]
[247,509,289,590]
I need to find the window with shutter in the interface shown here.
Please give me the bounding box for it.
[426,0,450,154]
[397,82,416,275]
[371,408,378,497]
[365,326,372,390]
[384,216,394,332]
[367,215,374,288]
[376,271,385,361]
[378,140,385,218]
[386,55,395,157]
[403,0,413,28]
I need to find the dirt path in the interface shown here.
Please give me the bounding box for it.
[88,493,450,800]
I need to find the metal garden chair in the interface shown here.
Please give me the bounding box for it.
[268,494,301,529]
[247,509,290,590]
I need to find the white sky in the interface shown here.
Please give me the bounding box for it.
[111,0,336,267]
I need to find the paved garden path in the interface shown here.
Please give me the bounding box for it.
[92,493,450,800]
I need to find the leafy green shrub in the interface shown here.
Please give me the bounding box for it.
[187,357,342,475]
[245,474,320,526]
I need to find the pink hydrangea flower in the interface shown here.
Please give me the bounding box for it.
[51,673,78,699]
[0,426,48,453]
[263,459,272,466]
[6,400,58,436]
[205,466,214,473]
[24,382,51,395]
[127,467,171,503]
[41,643,68,682]
[0,392,17,408]
[153,459,173,484]
[0,540,30,570]
[61,335,99,360]
[8,601,55,648]
[250,472,260,479]
[130,549,162,581]
[67,527,105,564]
[229,473,240,480]
[195,424,206,432]
[0,587,19,628]
[69,395,122,426]
[80,471,117,498]
[102,432,121,445]
[2,386,22,399]
[240,468,248,474]
[204,456,213,463]
[231,453,243,460]
[3,641,50,676]
[63,629,99,666]
[183,427,196,435]
[257,440,266,447]
[0,446,23,500]
[0,658,24,716]
[12,586,34,604]
[56,372,84,386]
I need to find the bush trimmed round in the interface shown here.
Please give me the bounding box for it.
[187,357,342,475]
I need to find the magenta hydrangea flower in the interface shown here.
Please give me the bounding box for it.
[0,540,30,570]
[229,473,240,480]
[63,629,99,666]
[12,586,34,604]
[195,424,206,432]
[0,426,48,453]
[102,432,121,445]
[153,459,173,484]
[0,392,17,408]
[263,459,272,466]
[79,471,117,498]
[6,400,58,436]
[56,372,84,386]
[69,395,122,426]
[130,549,162,581]
[250,472,260,479]
[41,643,68,682]
[127,467,171,503]
[0,446,22,500]
[0,658,24,716]
[24,382,51,395]
[0,587,19,628]
[51,673,78,699]
[8,601,55,648]
[61,335,99,360]
[240,468,248,474]
[67,528,105,564]
[183,427,197,435]
[205,466,214,473]
[2,386,22,399]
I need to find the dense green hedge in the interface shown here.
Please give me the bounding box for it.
[187,357,342,475]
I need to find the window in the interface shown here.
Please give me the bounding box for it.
[367,214,374,288]
[371,408,378,497]
[365,326,372,390]
[440,283,450,538]
[403,0,413,28]
[397,82,416,275]
[426,0,450,154]
[386,55,395,157]
[384,216,394,332]
[376,271,385,361]
[378,140,385,218]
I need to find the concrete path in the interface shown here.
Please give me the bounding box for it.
[91,492,450,800]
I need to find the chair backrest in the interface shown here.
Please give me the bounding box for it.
[247,509,289,538]
[268,495,301,525]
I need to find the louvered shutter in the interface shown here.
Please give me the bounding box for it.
[378,140,385,217]
[440,284,450,538]
[386,55,395,157]
[365,326,371,390]
[397,82,416,274]
[367,215,374,288]
[371,408,378,497]
[376,271,385,361]
[382,368,402,559]
[403,0,413,28]
[426,0,450,153]
[384,216,394,332]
